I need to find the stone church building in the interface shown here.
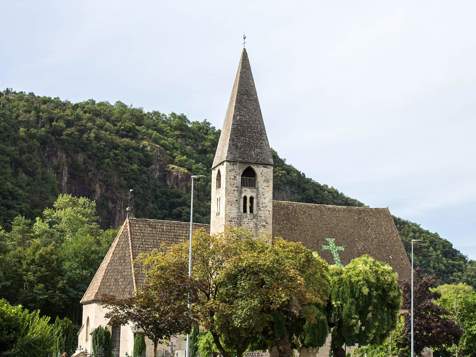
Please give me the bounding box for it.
[75,49,410,356]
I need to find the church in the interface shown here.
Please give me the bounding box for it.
[75,49,411,357]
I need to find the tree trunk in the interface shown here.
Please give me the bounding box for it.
[331,345,345,357]
[153,340,158,357]
[271,331,293,357]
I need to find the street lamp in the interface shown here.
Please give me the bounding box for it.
[186,175,204,357]
[411,239,421,357]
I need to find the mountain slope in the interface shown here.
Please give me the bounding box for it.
[0,90,471,285]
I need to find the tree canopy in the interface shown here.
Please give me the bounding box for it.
[328,255,402,357]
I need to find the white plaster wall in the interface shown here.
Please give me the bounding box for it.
[77,303,134,356]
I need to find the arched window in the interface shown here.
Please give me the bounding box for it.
[243,196,248,213]
[249,196,254,214]
[241,167,256,188]
[216,170,221,189]
[85,317,89,342]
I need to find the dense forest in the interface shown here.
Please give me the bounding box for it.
[0,90,474,323]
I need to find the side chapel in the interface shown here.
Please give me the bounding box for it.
[74,49,410,357]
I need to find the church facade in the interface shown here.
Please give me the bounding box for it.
[75,49,410,357]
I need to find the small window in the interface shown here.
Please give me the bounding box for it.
[85,317,89,342]
[216,197,220,215]
[216,170,221,189]
[241,167,256,188]
[249,196,254,214]
[243,196,247,213]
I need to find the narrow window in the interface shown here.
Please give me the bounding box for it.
[216,197,220,215]
[249,196,254,214]
[241,167,256,188]
[216,170,221,189]
[85,317,89,342]
[243,196,247,213]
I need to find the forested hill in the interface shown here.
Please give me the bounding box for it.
[0,90,474,286]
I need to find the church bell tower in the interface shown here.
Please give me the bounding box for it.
[210,49,273,237]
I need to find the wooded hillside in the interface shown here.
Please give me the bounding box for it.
[0,90,473,286]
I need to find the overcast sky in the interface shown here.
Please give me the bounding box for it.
[1,0,475,259]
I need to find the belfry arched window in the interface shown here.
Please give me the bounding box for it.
[241,167,256,188]
[243,196,248,213]
[216,170,221,189]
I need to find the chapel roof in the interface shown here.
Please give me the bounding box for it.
[80,218,208,304]
[272,201,411,281]
[81,202,410,304]
[212,48,273,168]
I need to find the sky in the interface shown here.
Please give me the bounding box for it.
[1,0,475,258]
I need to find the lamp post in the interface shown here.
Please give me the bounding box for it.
[411,239,421,357]
[186,174,204,357]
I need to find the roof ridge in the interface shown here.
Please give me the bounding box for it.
[273,200,388,210]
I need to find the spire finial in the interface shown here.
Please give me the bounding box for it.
[126,188,134,218]
[242,34,247,48]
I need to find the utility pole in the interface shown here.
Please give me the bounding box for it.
[185,175,204,357]
[411,239,421,357]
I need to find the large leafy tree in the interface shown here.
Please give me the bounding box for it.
[0,194,115,322]
[434,283,476,356]
[215,238,330,357]
[328,255,402,357]
[399,274,462,355]
[0,298,72,357]
[143,229,330,357]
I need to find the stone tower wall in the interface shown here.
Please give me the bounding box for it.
[210,161,273,237]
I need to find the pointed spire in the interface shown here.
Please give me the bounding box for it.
[212,49,273,168]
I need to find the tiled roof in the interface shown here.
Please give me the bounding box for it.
[80,218,208,304]
[212,48,273,168]
[272,201,411,281]
[81,202,410,304]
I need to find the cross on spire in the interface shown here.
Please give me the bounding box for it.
[322,238,345,266]
[126,188,134,218]
[242,34,247,48]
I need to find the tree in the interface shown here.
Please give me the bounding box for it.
[398,274,462,355]
[0,194,115,322]
[133,333,146,357]
[328,255,402,357]
[461,260,476,289]
[91,326,112,357]
[435,283,476,356]
[0,298,70,357]
[144,228,330,357]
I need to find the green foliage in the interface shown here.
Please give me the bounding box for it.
[328,255,401,355]
[133,333,146,357]
[435,283,476,355]
[197,332,219,357]
[52,316,77,356]
[189,325,199,357]
[394,217,468,285]
[354,315,406,357]
[91,326,112,357]
[143,229,330,357]
[0,194,114,323]
[0,298,74,357]
[0,299,20,354]
[399,275,462,354]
